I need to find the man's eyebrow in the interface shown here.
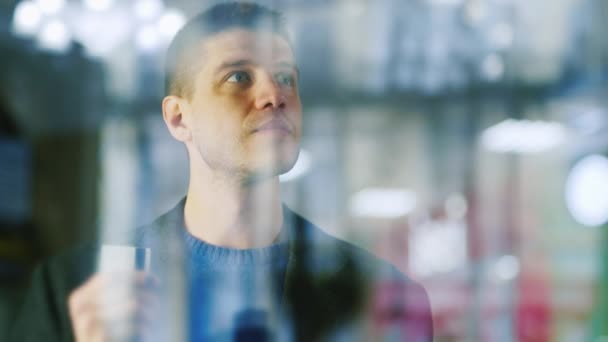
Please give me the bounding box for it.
[214,59,299,74]
[215,59,253,73]
[276,62,299,74]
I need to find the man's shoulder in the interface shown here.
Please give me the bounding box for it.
[131,198,186,247]
[289,210,416,284]
[9,241,100,340]
[30,198,185,286]
[40,241,99,280]
[285,210,434,340]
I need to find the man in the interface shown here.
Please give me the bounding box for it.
[11,3,433,341]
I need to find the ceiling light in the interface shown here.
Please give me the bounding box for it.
[83,0,114,12]
[489,22,514,50]
[481,119,567,154]
[37,19,72,53]
[481,53,505,81]
[464,0,487,24]
[134,0,164,21]
[12,1,43,37]
[35,0,66,15]
[565,154,608,227]
[135,24,161,52]
[445,193,468,219]
[73,11,131,57]
[409,220,467,277]
[493,255,520,282]
[158,9,186,41]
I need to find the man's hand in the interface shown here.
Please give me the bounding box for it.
[67,272,158,342]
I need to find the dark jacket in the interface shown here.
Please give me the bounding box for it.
[11,200,433,341]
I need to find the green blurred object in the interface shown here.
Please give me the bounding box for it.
[591,223,608,340]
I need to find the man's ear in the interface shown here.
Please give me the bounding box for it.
[162,95,192,143]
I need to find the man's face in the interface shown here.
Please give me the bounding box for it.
[183,29,302,181]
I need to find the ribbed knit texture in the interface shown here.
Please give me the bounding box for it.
[182,227,289,267]
[182,225,290,341]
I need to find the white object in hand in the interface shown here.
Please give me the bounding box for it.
[98,245,151,272]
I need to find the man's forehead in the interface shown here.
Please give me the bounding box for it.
[200,29,295,65]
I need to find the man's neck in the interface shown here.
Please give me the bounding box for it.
[183,167,284,250]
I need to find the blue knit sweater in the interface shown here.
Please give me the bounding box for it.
[183,228,289,341]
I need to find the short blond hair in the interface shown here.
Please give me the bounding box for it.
[164,2,289,98]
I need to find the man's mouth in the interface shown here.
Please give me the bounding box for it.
[253,119,292,135]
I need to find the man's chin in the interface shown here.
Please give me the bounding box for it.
[242,154,299,183]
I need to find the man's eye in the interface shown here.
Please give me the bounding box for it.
[275,72,296,87]
[227,71,251,83]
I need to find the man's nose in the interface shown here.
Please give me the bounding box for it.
[253,73,285,110]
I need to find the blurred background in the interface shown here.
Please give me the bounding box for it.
[0,0,607,340]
